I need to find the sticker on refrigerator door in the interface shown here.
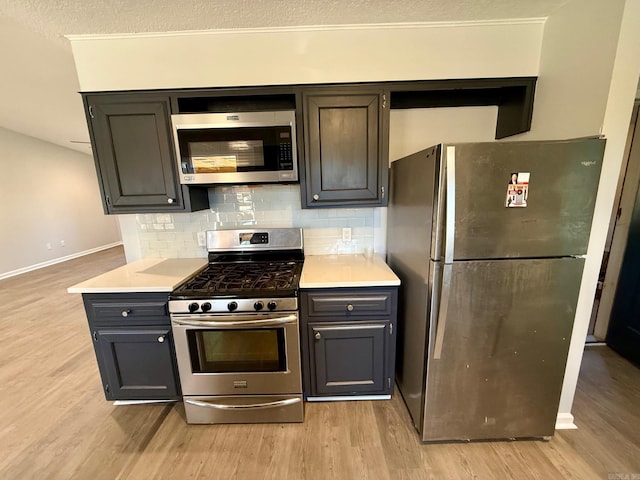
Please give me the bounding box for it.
[505,172,530,208]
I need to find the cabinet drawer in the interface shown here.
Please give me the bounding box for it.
[83,293,169,326]
[304,289,394,317]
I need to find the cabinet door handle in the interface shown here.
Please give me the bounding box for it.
[121,309,131,317]
[157,335,165,343]
[346,304,354,312]
[313,194,319,201]
[167,198,174,204]
[314,332,321,340]
[89,105,95,119]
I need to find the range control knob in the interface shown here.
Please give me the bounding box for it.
[188,302,199,313]
[254,301,264,311]
[227,301,238,312]
[267,301,277,311]
[201,302,212,312]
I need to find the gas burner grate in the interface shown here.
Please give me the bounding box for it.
[176,261,300,295]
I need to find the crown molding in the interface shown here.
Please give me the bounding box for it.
[66,18,546,42]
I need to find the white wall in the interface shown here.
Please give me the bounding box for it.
[0,128,121,278]
[389,107,498,161]
[68,21,543,91]
[519,0,640,428]
[0,16,89,154]
[524,2,625,140]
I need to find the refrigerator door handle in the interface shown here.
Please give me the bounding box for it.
[445,146,456,263]
[433,263,453,359]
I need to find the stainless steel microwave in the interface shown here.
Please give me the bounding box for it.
[171,110,298,185]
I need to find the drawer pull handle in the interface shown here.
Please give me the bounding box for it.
[314,332,321,340]
[346,304,354,312]
[121,309,131,317]
[157,335,165,343]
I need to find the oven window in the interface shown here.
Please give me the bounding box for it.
[187,328,287,373]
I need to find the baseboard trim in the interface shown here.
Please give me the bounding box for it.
[307,395,392,402]
[0,242,123,281]
[555,412,578,430]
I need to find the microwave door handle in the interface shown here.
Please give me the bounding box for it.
[171,314,298,328]
[185,397,301,410]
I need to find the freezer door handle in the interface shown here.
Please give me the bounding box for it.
[433,263,453,359]
[444,146,456,263]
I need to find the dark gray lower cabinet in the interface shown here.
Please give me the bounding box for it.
[94,327,179,400]
[301,288,398,398]
[82,293,180,401]
[310,321,388,395]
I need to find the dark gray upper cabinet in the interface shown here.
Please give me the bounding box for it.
[82,78,536,212]
[301,89,390,208]
[84,93,208,214]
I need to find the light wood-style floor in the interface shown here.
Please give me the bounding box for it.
[1,246,639,479]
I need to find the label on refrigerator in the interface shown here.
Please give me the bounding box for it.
[505,172,530,208]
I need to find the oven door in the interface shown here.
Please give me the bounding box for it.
[171,312,302,396]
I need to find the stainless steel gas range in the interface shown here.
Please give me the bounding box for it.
[169,228,304,424]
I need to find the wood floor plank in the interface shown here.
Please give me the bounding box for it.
[1,246,639,479]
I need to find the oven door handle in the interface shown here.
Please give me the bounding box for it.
[185,397,301,410]
[171,314,298,328]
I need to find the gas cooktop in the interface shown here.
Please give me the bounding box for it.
[171,259,302,299]
[169,228,304,314]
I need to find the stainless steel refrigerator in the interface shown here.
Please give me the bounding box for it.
[387,138,605,442]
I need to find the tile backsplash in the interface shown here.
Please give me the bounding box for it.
[133,185,386,258]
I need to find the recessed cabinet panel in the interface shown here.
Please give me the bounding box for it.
[109,113,168,196]
[311,322,387,395]
[318,106,369,191]
[302,90,389,208]
[95,327,180,400]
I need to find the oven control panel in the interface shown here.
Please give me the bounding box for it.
[239,232,269,245]
[169,297,298,314]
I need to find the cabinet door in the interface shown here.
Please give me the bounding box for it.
[87,95,186,213]
[93,327,180,400]
[302,90,389,207]
[309,322,389,395]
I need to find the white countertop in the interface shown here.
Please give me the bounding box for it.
[300,254,400,288]
[67,258,208,294]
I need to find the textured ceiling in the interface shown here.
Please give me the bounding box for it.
[1,0,570,40]
[0,0,571,153]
